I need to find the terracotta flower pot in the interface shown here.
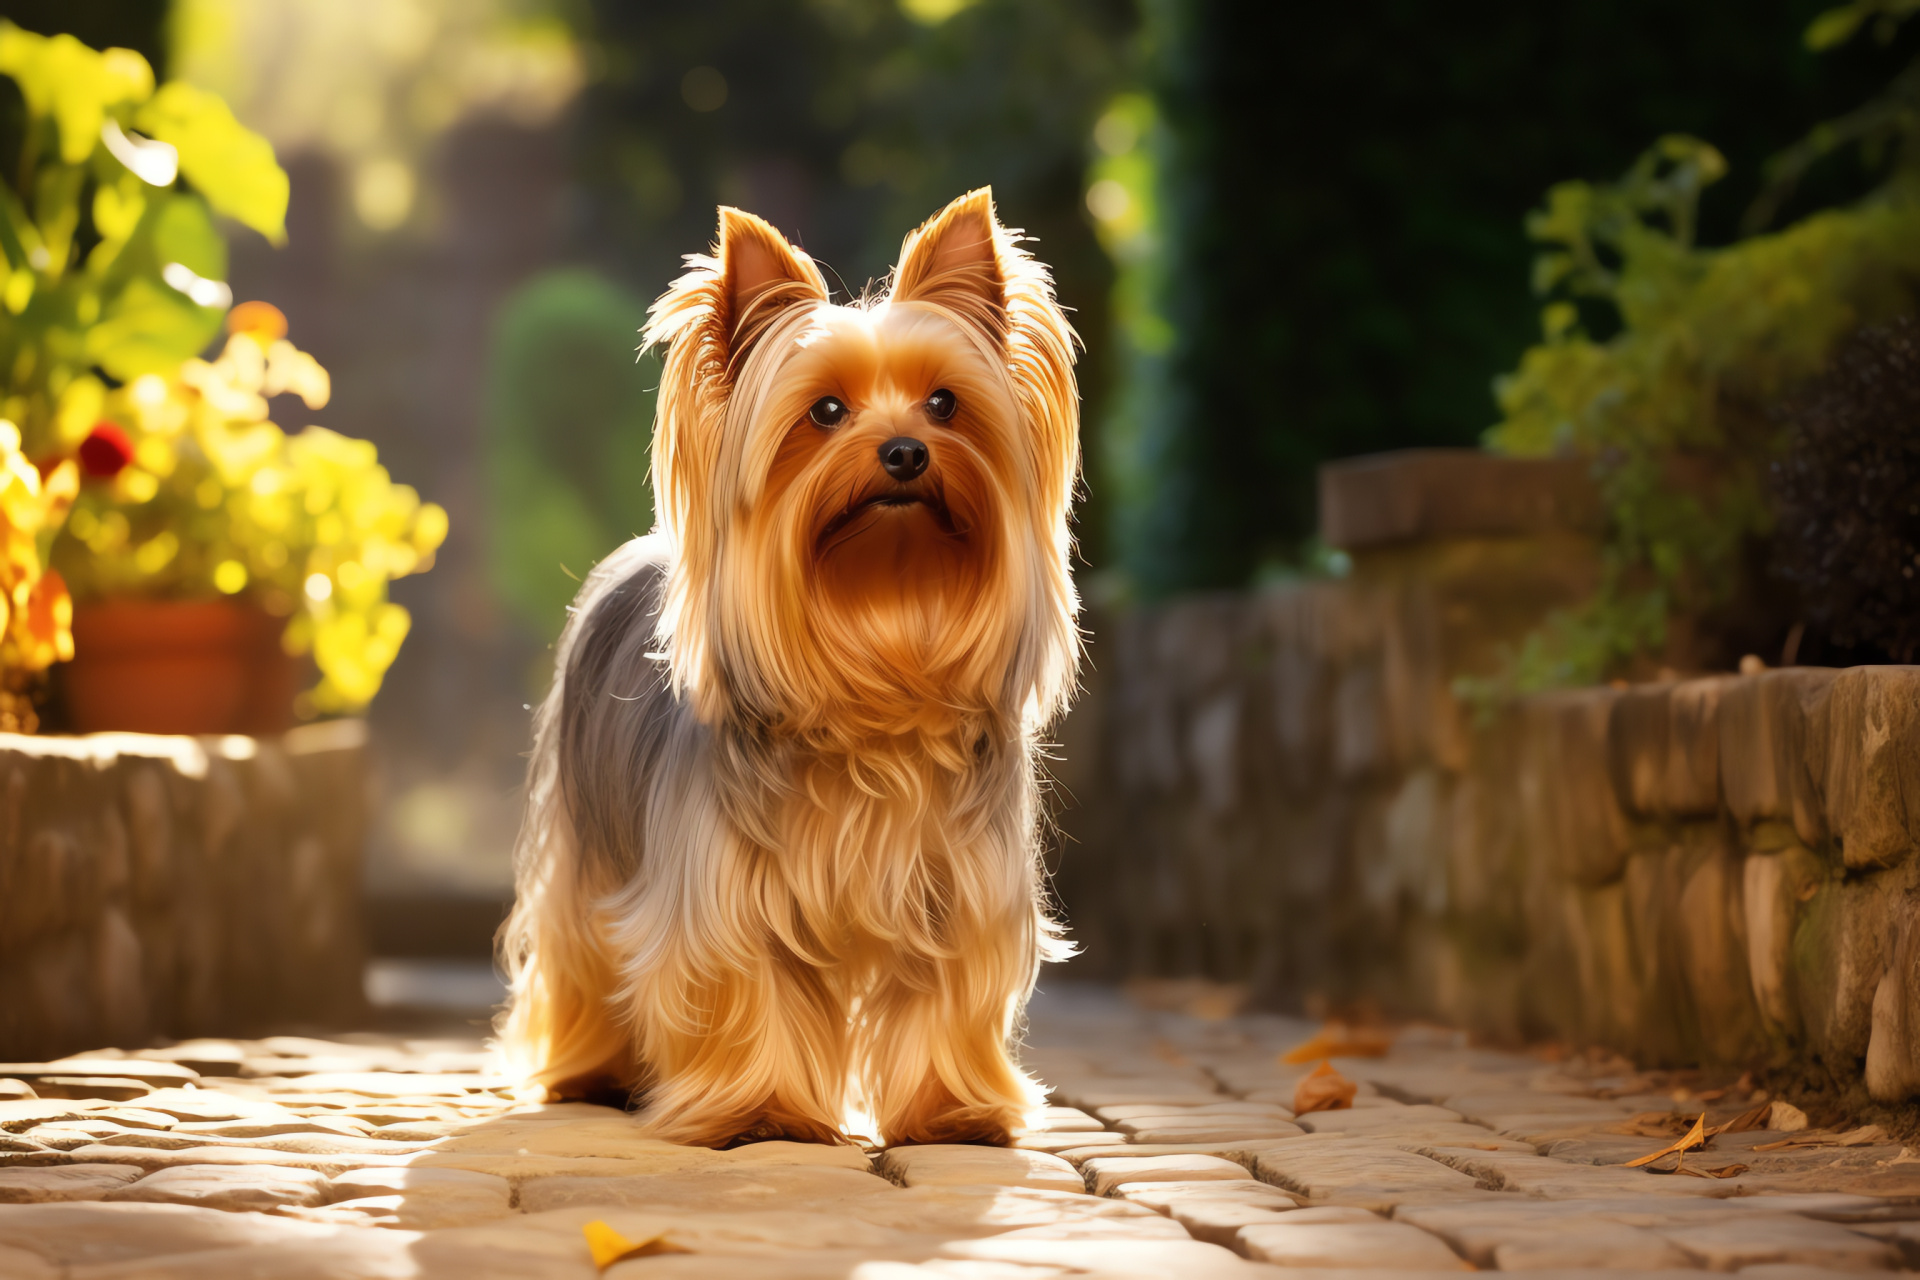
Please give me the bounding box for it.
[65,600,297,736]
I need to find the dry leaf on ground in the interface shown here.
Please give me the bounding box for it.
[1753,1124,1891,1152]
[1280,1023,1393,1064]
[582,1219,687,1268]
[1623,1113,1706,1169]
[1676,1161,1749,1179]
[1708,1100,1773,1137]
[1293,1060,1358,1114]
[1607,1111,1694,1138]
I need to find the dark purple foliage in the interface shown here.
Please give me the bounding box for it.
[1771,315,1920,663]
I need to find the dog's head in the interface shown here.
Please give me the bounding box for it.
[643,190,1080,744]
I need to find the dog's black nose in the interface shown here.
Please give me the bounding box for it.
[879,436,929,482]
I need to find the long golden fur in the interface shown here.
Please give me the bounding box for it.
[495,189,1081,1147]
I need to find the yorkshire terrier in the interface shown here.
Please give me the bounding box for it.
[496,189,1081,1148]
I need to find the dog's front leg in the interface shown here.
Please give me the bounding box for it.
[859,920,1046,1147]
[626,932,852,1149]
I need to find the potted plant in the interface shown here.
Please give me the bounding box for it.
[0,25,445,733]
[56,303,447,732]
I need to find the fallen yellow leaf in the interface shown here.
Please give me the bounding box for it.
[1279,1023,1393,1064]
[582,1219,686,1269]
[1293,1060,1358,1115]
[1624,1113,1707,1169]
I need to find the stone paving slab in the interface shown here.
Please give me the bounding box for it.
[1,982,1917,1275]
[877,1144,1085,1192]
[1236,1214,1472,1268]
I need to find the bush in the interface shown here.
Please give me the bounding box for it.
[1483,3,1920,686]
[483,270,654,644]
[1771,314,1920,663]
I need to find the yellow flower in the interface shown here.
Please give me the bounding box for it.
[0,424,74,680]
[63,315,444,714]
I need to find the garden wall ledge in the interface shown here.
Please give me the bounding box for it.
[0,721,369,1060]
[1055,489,1920,1111]
[1319,448,1602,549]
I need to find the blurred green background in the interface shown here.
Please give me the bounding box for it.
[8,0,1910,905]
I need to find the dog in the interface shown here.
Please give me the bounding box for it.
[496,189,1082,1148]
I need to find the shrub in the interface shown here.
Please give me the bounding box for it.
[1482,3,1920,687]
[1770,314,1920,662]
[482,270,653,645]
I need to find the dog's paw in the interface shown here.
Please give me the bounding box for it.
[716,1114,848,1148]
[886,1103,1019,1147]
[642,1103,849,1149]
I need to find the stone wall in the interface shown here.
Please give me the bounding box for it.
[1052,449,1920,1103]
[0,721,369,1059]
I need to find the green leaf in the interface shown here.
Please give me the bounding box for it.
[85,194,228,379]
[86,275,222,380]
[0,23,152,164]
[149,190,227,279]
[1806,4,1868,49]
[136,83,288,243]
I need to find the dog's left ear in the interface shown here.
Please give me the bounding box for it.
[895,189,1083,722]
[890,188,1009,342]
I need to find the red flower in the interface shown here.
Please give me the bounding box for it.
[79,423,134,478]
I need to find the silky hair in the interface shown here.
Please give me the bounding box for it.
[497,189,1082,1147]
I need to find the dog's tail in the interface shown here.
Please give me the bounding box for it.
[494,534,672,1100]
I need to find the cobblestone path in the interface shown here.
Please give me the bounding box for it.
[2,984,1918,1277]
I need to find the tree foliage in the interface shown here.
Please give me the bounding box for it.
[1105,0,1919,595]
[1482,2,1920,687]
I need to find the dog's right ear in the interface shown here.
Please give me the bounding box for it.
[643,208,829,381]
[715,208,829,368]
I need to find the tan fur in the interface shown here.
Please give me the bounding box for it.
[496,189,1080,1147]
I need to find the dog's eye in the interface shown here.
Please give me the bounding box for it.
[808,396,848,428]
[925,388,957,421]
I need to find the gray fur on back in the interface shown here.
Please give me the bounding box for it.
[552,534,682,882]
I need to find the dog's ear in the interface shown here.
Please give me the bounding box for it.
[644,209,828,701]
[895,190,1083,723]
[644,208,828,385]
[715,208,829,368]
[890,188,1009,342]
